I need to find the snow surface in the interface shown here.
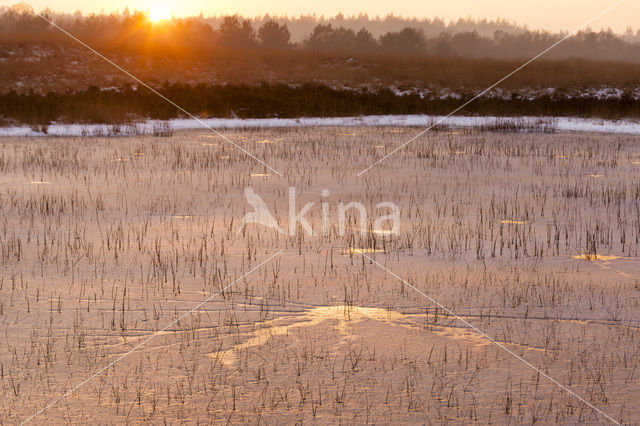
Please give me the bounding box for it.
[1,115,640,137]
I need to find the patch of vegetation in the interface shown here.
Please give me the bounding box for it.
[1,83,639,125]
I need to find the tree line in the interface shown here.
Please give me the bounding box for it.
[1,5,640,62]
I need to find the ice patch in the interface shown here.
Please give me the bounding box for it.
[2,115,640,137]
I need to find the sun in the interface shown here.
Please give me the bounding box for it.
[149,6,171,22]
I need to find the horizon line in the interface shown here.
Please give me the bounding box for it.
[3,4,637,35]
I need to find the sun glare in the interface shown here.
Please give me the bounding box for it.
[149,6,171,22]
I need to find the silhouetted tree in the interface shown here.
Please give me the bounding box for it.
[379,28,426,54]
[217,15,255,48]
[305,24,337,50]
[305,24,363,51]
[448,31,493,56]
[355,28,377,51]
[0,4,51,34]
[258,20,291,49]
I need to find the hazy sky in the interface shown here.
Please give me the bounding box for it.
[4,0,639,33]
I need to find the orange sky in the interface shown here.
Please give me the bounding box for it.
[6,0,639,33]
